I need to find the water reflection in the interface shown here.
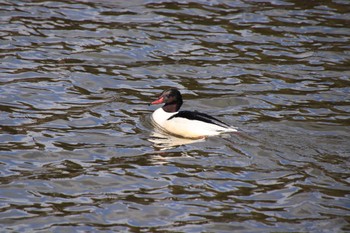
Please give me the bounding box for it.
[149,129,205,150]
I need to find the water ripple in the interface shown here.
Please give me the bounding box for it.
[0,0,349,232]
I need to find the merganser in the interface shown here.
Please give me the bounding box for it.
[149,88,237,139]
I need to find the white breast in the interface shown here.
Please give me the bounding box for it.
[151,108,177,130]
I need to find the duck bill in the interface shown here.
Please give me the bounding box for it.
[150,96,164,105]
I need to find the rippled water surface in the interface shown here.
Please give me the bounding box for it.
[1,0,350,232]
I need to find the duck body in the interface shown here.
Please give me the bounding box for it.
[150,89,237,139]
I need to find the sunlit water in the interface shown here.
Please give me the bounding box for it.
[0,0,349,232]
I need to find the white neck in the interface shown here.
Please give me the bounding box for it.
[151,108,177,126]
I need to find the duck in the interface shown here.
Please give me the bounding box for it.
[149,88,237,139]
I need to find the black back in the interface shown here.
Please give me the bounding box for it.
[168,110,230,128]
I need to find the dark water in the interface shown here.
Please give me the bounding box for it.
[1,0,349,232]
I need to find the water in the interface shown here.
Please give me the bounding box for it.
[1,0,349,232]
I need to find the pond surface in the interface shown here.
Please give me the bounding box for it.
[0,0,349,232]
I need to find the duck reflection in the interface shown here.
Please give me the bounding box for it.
[148,128,205,150]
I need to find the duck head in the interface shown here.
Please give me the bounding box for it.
[150,88,183,112]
